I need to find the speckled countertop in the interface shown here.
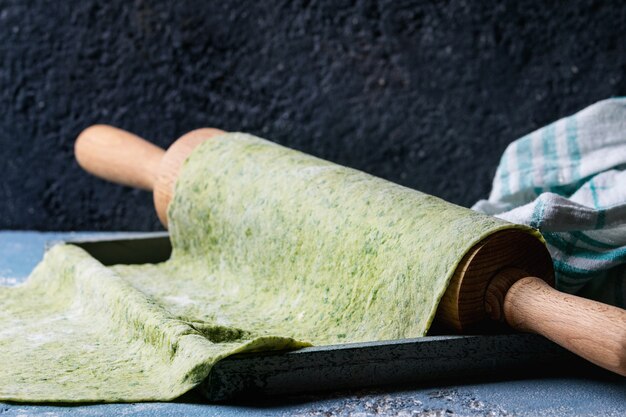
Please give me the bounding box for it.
[1,231,624,417]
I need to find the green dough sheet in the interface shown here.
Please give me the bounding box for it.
[0,133,536,402]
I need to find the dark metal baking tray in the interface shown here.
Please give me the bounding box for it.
[54,233,582,401]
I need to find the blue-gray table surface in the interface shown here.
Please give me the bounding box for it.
[1,231,624,417]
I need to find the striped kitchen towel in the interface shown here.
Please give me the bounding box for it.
[473,98,626,307]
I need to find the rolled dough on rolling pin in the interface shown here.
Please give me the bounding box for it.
[75,125,626,378]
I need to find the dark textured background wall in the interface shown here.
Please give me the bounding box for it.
[1,0,625,230]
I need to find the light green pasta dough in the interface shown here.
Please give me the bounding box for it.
[0,133,538,402]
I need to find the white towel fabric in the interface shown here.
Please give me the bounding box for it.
[473,98,626,307]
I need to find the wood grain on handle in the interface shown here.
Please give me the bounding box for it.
[75,124,226,226]
[75,125,165,191]
[487,268,626,376]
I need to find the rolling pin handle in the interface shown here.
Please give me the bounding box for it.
[76,125,226,227]
[484,267,527,322]
[487,268,626,376]
[75,125,166,191]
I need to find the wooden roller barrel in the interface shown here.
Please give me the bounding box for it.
[75,124,626,377]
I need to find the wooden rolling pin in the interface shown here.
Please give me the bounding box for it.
[75,124,626,376]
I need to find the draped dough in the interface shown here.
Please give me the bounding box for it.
[0,133,538,402]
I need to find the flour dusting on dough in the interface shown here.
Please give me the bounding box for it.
[0,133,538,402]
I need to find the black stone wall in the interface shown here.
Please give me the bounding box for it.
[1,0,625,230]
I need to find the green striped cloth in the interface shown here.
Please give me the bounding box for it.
[473,98,626,307]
